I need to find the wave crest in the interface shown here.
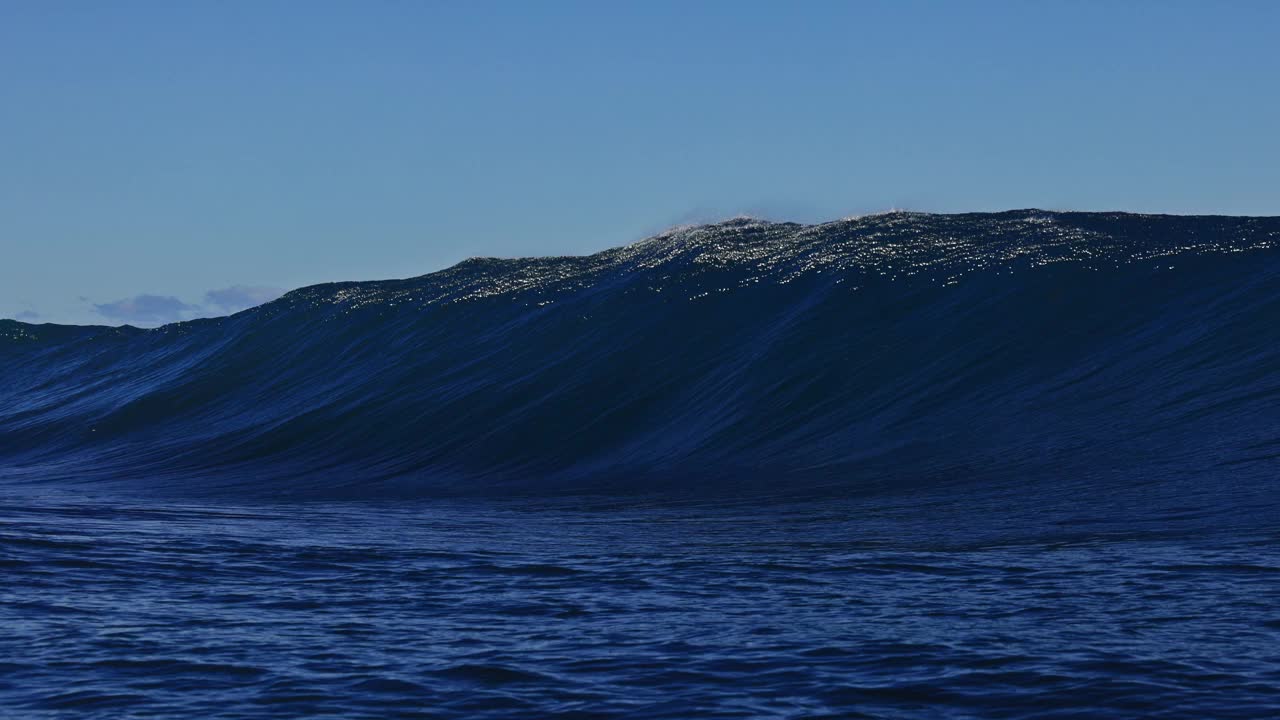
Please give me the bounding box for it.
[3,210,1280,498]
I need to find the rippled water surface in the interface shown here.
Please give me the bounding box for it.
[3,488,1279,719]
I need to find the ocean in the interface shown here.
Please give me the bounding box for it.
[3,210,1279,717]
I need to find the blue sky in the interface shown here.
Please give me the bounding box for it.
[3,1,1278,325]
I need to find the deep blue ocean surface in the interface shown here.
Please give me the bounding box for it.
[3,490,1279,718]
[3,211,1280,716]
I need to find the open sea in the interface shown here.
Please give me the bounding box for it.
[3,490,1279,718]
[3,211,1280,717]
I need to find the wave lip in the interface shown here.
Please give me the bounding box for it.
[2,210,1280,501]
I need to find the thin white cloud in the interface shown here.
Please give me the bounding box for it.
[82,284,286,326]
[94,294,199,325]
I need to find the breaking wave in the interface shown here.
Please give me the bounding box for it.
[3,210,1280,500]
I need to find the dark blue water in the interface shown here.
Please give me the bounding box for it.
[3,490,1279,718]
[3,210,1280,716]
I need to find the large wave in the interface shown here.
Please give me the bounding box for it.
[3,210,1280,499]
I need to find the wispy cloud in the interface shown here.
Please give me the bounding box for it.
[94,295,199,325]
[89,285,287,326]
[14,310,40,321]
[203,285,285,313]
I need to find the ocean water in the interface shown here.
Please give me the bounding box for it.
[3,211,1280,716]
[3,491,1279,719]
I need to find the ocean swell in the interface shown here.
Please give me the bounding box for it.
[3,210,1280,500]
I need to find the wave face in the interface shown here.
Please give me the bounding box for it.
[3,210,1280,500]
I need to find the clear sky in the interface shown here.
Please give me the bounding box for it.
[3,1,1278,325]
